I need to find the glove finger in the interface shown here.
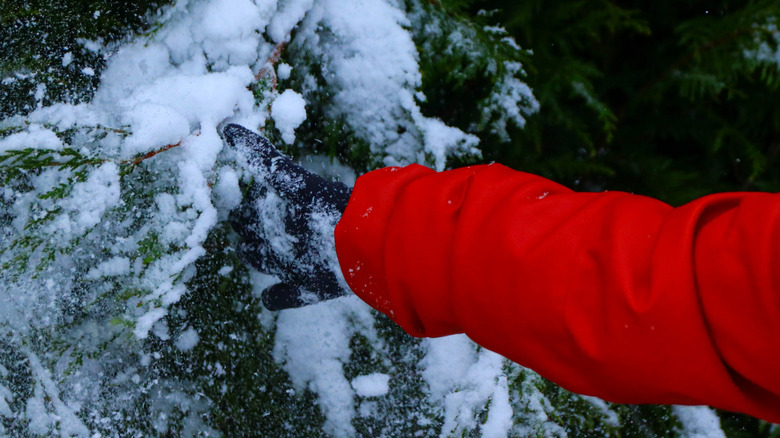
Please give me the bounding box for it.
[262,283,315,311]
[222,124,310,195]
[261,271,348,310]
[223,124,351,212]
[228,179,265,236]
[223,124,283,163]
[236,240,274,274]
[307,268,348,301]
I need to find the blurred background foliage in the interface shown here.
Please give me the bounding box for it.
[421,0,780,206]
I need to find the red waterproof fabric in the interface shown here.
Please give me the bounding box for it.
[334,163,780,423]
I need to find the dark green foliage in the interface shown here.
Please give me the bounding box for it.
[719,410,780,438]
[0,0,173,117]
[410,1,535,140]
[0,341,33,435]
[526,376,629,437]
[162,227,327,436]
[617,405,682,438]
[350,314,443,437]
[419,0,780,205]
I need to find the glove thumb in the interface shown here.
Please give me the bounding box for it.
[262,283,319,311]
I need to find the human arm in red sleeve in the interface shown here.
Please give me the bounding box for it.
[334,163,780,424]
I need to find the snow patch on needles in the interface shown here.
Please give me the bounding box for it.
[271,89,307,144]
[483,61,540,142]
[673,406,726,438]
[293,0,479,170]
[423,335,514,437]
[351,373,390,397]
[0,124,63,152]
[274,297,377,437]
[56,162,121,235]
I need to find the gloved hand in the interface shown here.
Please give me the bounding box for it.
[222,124,352,310]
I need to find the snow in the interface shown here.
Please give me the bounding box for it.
[419,116,476,171]
[0,124,63,152]
[128,66,256,128]
[198,0,263,42]
[56,162,121,235]
[25,350,90,437]
[673,405,726,438]
[176,160,217,249]
[0,367,12,418]
[292,0,479,170]
[274,298,363,437]
[351,373,390,397]
[61,52,74,67]
[271,89,307,144]
[485,61,540,141]
[86,257,131,279]
[135,308,167,340]
[267,0,316,43]
[482,375,513,438]
[744,22,780,67]
[153,320,171,341]
[511,370,567,437]
[213,166,242,215]
[422,336,513,437]
[175,327,200,351]
[277,62,293,80]
[121,102,190,158]
[581,395,620,427]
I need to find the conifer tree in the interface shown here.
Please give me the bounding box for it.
[1,1,779,436]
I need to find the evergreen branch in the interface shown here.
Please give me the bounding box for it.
[127,141,181,166]
[0,122,131,140]
[635,3,780,103]
[0,141,181,172]
[639,27,754,100]
[0,136,183,280]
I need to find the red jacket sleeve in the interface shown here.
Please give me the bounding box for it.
[334,163,780,423]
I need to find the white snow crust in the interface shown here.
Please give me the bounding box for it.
[0,124,64,152]
[271,89,307,143]
[291,0,481,170]
[351,373,390,397]
[673,405,726,438]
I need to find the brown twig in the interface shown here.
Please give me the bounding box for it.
[37,141,182,168]
[254,40,288,91]
[126,141,181,166]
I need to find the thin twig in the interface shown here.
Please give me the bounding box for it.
[126,141,181,166]
[33,141,182,168]
[254,40,288,91]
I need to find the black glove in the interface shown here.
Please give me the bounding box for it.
[222,124,352,310]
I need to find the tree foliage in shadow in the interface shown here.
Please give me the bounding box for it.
[421,0,780,206]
